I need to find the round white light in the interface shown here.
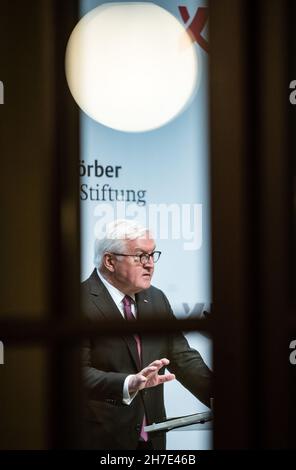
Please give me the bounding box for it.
[65,2,198,133]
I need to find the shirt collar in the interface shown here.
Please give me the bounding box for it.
[96,269,135,305]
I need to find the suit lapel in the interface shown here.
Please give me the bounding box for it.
[88,269,140,370]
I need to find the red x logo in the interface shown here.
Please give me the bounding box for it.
[179,6,209,53]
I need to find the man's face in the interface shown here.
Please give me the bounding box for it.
[110,234,156,295]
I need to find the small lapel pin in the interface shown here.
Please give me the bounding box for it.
[144,299,148,303]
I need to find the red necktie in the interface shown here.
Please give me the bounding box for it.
[122,295,148,442]
[122,295,141,359]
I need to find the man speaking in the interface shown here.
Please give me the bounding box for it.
[82,219,212,450]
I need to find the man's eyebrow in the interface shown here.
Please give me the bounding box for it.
[133,247,156,253]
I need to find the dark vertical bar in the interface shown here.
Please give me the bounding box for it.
[257,0,291,448]
[48,0,82,449]
[211,0,294,449]
[210,0,253,448]
[244,0,263,449]
[287,0,296,447]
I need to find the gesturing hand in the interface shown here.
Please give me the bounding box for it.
[128,358,175,394]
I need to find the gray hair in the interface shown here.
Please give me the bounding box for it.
[94,219,150,269]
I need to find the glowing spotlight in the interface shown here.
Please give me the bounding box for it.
[65,2,198,132]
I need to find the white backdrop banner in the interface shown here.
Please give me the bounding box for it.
[78,0,212,450]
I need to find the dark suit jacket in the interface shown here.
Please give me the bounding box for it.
[81,269,213,450]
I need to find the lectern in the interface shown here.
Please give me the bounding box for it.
[144,411,213,434]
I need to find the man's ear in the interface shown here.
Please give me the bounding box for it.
[103,253,115,272]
